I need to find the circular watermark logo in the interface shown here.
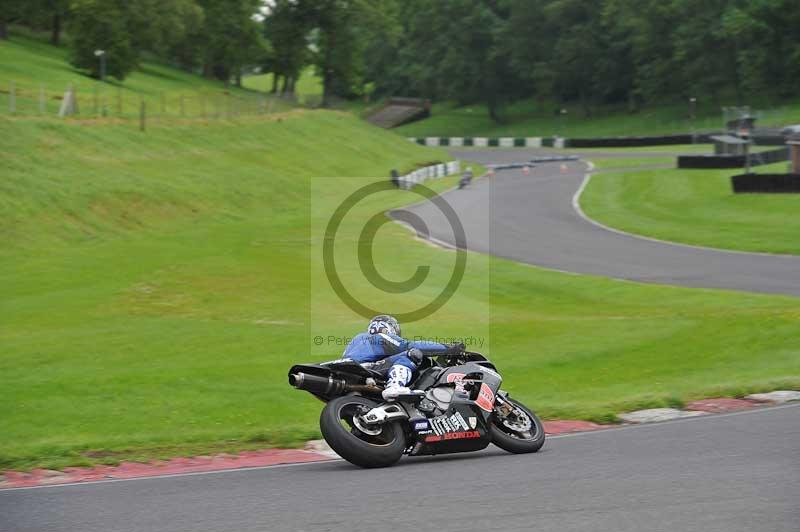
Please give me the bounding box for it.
[322,180,467,322]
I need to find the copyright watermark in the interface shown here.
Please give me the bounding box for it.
[322,180,466,322]
[310,176,491,353]
[313,335,486,349]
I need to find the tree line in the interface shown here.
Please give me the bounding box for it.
[2,0,799,120]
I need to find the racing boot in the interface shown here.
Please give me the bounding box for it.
[382,365,412,400]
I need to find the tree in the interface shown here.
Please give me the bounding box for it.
[0,0,25,40]
[196,0,267,84]
[263,0,313,94]
[69,0,138,80]
[48,0,69,45]
[309,0,371,106]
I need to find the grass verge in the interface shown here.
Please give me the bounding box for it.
[580,161,800,254]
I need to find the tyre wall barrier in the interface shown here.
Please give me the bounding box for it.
[414,137,546,148]
[411,133,784,150]
[678,147,788,169]
[731,173,800,193]
[394,160,460,190]
[411,135,709,149]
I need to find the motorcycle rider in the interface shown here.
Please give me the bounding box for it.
[458,166,474,189]
[342,315,461,400]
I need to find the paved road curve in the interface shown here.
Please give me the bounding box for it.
[2,404,798,532]
[392,148,800,297]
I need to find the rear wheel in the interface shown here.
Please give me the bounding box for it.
[320,395,406,468]
[489,396,545,454]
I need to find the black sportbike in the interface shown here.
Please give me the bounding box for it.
[288,349,545,468]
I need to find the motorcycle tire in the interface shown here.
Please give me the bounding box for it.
[320,395,406,468]
[489,397,546,454]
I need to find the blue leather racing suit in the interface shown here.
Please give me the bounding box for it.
[342,332,451,385]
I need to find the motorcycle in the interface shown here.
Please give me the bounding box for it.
[288,349,545,468]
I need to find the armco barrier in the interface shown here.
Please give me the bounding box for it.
[396,160,460,190]
[567,134,696,148]
[732,173,800,193]
[678,147,788,169]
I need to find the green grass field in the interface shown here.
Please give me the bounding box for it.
[396,99,800,138]
[580,161,800,255]
[2,111,799,471]
[588,157,674,170]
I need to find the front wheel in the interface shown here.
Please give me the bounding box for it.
[320,395,406,468]
[489,395,545,454]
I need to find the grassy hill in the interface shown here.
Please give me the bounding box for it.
[1,36,798,471]
[0,35,291,118]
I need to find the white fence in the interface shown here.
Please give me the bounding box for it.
[397,161,460,189]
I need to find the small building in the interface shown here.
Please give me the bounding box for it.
[711,134,749,156]
[726,115,757,135]
[788,134,800,174]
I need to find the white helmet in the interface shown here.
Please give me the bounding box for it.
[368,315,401,336]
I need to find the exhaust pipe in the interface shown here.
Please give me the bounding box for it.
[289,372,348,395]
[289,372,383,395]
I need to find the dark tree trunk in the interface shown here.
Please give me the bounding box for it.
[0,17,8,40]
[487,96,501,123]
[321,27,335,108]
[580,90,592,118]
[280,74,289,94]
[271,74,278,94]
[51,12,61,45]
[322,69,333,107]
[235,70,242,88]
[288,76,296,94]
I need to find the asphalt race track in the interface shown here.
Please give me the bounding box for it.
[392,148,800,297]
[2,404,798,532]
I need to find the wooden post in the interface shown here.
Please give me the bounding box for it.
[8,81,15,114]
[139,100,146,132]
[39,83,46,114]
